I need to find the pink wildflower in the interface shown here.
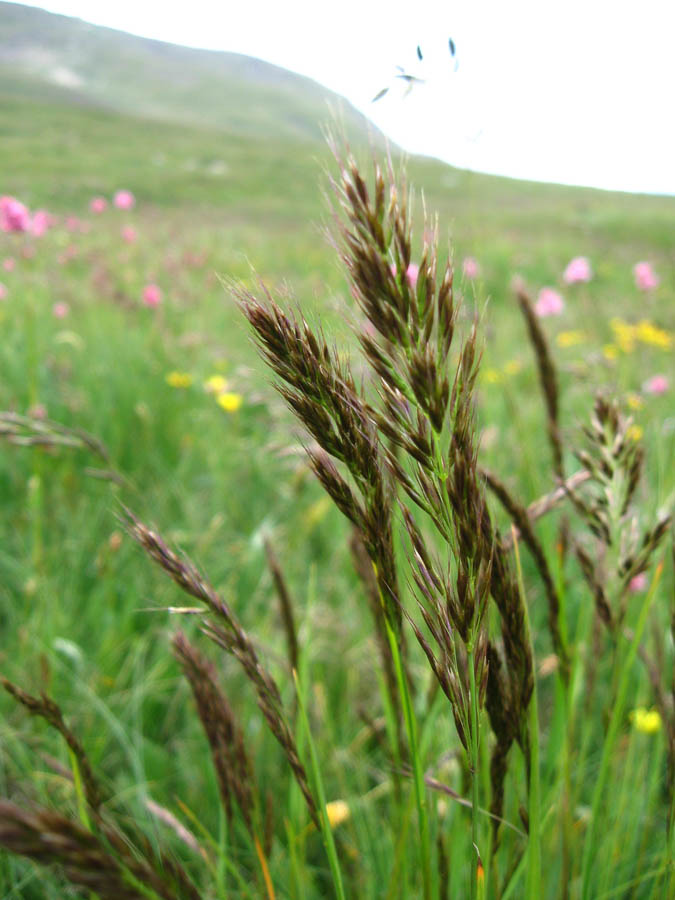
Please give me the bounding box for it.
[643,374,668,396]
[31,209,51,237]
[114,190,135,210]
[52,302,70,319]
[462,257,479,279]
[405,263,419,289]
[65,216,81,233]
[390,262,420,289]
[563,257,592,284]
[534,287,565,317]
[633,261,659,292]
[121,225,137,243]
[21,245,36,260]
[90,196,108,214]
[629,572,648,592]
[3,258,15,272]
[0,196,30,233]
[0,283,7,300]
[142,284,162,308]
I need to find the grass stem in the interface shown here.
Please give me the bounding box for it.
[580,562,664,898]
[512,529,541,899]
[385,617,432,900]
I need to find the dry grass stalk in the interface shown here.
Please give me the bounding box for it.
[263,536,299,673]
[121,507,318,825]
[145,798,208,861]
[1,678,104,813]
[0,801,154,900]
[570,396,671,629]
[0,412,109,458]
[173,631,256,832]
[1,679,201,899]
[0,799,199,900]
[514,282,564,479]
[481,469,569,681]
[500,469,592,549]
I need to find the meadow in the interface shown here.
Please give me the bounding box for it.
[0,82,673,899]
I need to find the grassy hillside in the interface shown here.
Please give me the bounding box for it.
[0,1,377,144]
[0,6,674,899]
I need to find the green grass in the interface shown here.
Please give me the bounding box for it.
[0,67,673,899]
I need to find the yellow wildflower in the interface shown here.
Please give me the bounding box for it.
[610,318,636,353]
[602,344,619,361]
[556,331,587,348]
[216,392,243,413]
[204,374,229,394]
[483,368,503,384]
[636,320,671,350]
[626,424,643,441]
[626,393,644,410]
[504,360,523,376]
[325,800,351,829]
[629,707,662,734]
[165,371,193,388]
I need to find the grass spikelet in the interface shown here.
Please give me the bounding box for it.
[514,280,564,479]
[172,631,255,831]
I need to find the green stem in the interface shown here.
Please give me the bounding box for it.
[468,646,481,900]
[512,530,541,899]
[579,563,663,898]
[385,617,432,900]
[292,670,346,900]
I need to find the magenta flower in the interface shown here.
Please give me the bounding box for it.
[563,257,592,284]
[462,257,479,279]
[142,284,162,308]
[0,196,31,233]
[52,302,70,319]
[643,374,668,396]
[629,572,648,592]
[633,261,659,292]
[534,287,565,317]
[90,196,108,214]
[31,210,51,237]
[121,225,137,243]
[390,262,419,289]
[3,258,15,272]
[114,190,135,210]
[0,283,7,300]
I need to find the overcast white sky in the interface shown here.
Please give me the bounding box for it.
[14,0,675,194]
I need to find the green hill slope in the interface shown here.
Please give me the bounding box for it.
[0,1,377,144]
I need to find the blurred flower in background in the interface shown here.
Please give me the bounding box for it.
[535,287,565,317]
[142,283,162,307]
[462,256,479,279]
[0,196,30,233]
[633,261,659,291]
[114,189,135,210]
[643,374,668,395]
[563,256,592,284]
